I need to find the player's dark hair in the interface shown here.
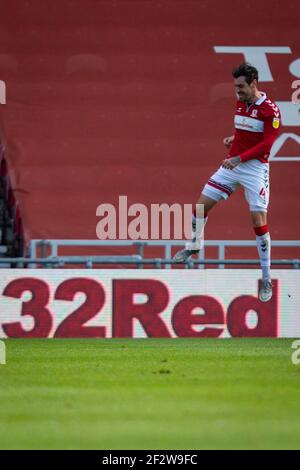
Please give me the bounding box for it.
[232,62,259,84]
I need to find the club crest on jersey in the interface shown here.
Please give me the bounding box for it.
[272,117,280,129]
[250,109,258,118]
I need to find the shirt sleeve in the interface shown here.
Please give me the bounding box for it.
[239,113,280,162]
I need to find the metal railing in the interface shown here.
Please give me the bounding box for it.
[0,257,299,269]
[16,238,300,269]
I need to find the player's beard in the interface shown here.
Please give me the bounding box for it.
[237,93,247,102]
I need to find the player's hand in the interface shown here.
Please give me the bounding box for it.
[223,136,234,148]
[222,156,241,170]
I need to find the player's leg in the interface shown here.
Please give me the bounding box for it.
[242,162,272,301]
[173,167,238,263]
[251,210,272,302]
[189,193,218,248]
[173,194,217,262]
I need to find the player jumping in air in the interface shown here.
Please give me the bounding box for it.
[174,62,281,302]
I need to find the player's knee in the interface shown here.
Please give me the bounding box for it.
[251,211,267,228]
[197,194,218,217]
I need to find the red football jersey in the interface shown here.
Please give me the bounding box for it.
[228,92,281,163]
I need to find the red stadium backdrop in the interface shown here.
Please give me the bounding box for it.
[0,0,299,248]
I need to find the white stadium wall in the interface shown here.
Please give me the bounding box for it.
[0,270,299,338]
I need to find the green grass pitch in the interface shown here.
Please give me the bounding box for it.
[0,339,300,450]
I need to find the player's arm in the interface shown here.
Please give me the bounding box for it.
[239,114,280,162]
[222,136,236,167]
[223,135,234,148]
[222,155,241,169]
